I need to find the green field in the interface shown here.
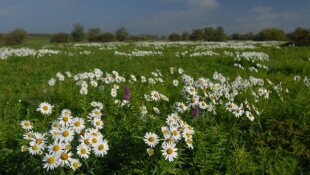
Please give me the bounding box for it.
[0,40,310,174]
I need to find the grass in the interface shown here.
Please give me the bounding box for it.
[0,40,309,174]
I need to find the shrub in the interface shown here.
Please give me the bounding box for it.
[190,29,205,41]
[287,27,310,46]
[71,23,85,42]
[50,33,71,43]
[99,32,116,42]
[181,32,190,41]
[4,28,27,45]
[168,33,181,41]
[231,32,254,40]
[115,27,129,42]
[0,34,3,44]
[87,27,102,42]
[254,28,287,41]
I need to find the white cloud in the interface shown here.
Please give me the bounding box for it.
[233,6,300,33]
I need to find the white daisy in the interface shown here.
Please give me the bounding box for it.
[43,153,60,171]
[151,91,161,101]
[161,142,178,162]
[37,102,53,115]
[173,80,179,86]
[57,126,75,143]
[170,127,181,141]
[76,144,90,159]
[59,151,73,167]
[70,158,81,171]
[23,131,35,141]
[92,117,104,130]
[246,111,255,121]
[71,117,85,134]
[185,138,194,149]
[20,120,33,130]
[48,141,64,155]
[28,144,43,155]
[92,139,109,157]
[143,132,159,148]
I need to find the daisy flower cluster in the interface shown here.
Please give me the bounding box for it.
[144,113,195,162]
[21,102,109,172]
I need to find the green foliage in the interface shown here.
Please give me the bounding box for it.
[71,23,85,42]
[0,43,310,174]
[168,33,181,41]
[87,27,102,42]
[115,27,129,42]
[287,27,310,46]
[50,33,71,43]
[181,32,190,41]
[4,28,28,45]
[99,32,116,42]
[231,32,254,40]
[254,28,287,41]
[190,29,205,41]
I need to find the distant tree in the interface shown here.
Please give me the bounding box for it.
[287,27,310,46]
[168,33,181,41]
[231,32,254,40]
[99,32,116,42]
[190,29,205,41]
[4,28,27,45]
[254,28,287,41]
[214,26,227,41]
[181,32,190,41]
[71,23,85,42]
[204,27,216,41]
[87,27,101,42]
[0,34,3,44]
[115,27,129,41]
[50,33,71,43]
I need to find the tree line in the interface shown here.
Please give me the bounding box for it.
[0,23,309,46]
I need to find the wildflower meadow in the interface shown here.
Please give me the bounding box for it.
[0,41,310,174]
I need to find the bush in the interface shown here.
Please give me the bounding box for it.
[115,27,129,42]
[287,27,310,46]
[99,32,116,42]
[168,33,181,41]
[87,28,102,42]
[4,28,27,45]
[190,29,205,41]
[71,23,85,42]
[254,28,287,41]
[231,32,254,40]
[0,34,3,44]
[50,33,71,43]
[181,32,190,41]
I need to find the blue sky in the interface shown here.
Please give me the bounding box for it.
[0,0,309,35]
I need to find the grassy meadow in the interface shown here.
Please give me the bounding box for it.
[0,38,310,174]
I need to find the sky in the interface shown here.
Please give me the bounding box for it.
[0,0,309,35]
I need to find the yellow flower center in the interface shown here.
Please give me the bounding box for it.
[179,127,184,132]
[81,148,86,154]
[167,138,173,144]
[43,106,48,111]
[48,157,55,164]
[84,139,90,145]
[53,145,60,152]
[191,99,195,103]
[154,93,159,97]
[98,144,104,150]
[186,133,191,138]
[75,121,81,127]
[173,130,178,136]
[28,133,34,138]
[63,131,69,137]
[24,122,30,127]
[163,130,168,134]
[237,109,240,113]
[61,153,68,160]
[228,104,233,108]
[36,138,43,144]
[96,121,101,126]
[147,148,154,155]
[187,139,193,144]
[73,162,79,168]
[92,138,97,143]
[63,116,69,122]
[32,145,38,151]
[166,148,173,155]
[148,137,155,142]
